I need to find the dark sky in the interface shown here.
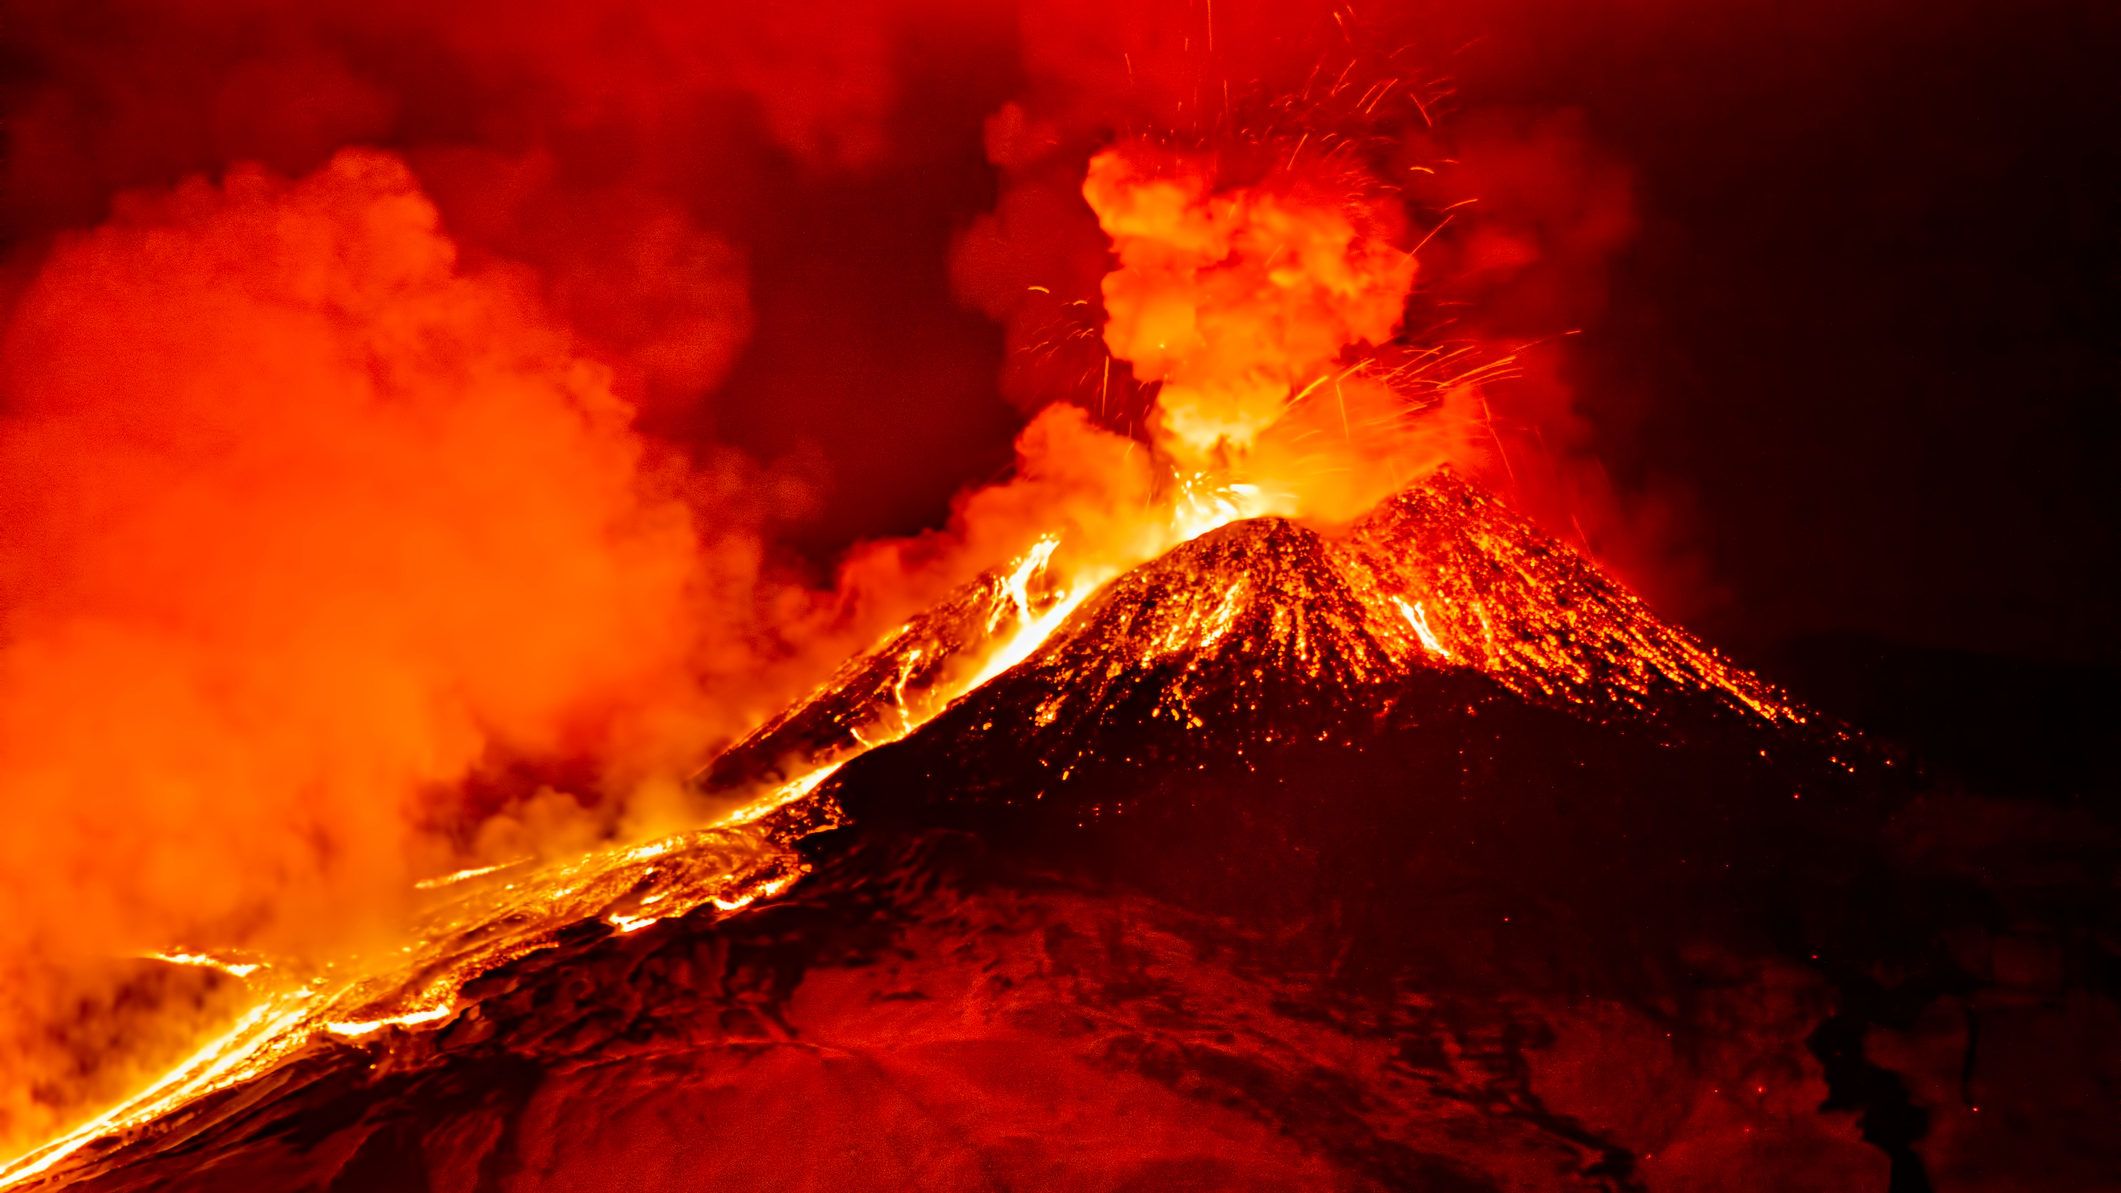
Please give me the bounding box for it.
[706,0,2121,664]
[1455,0,2121,664]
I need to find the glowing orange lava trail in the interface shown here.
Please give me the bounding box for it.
[0,532,1105,1191]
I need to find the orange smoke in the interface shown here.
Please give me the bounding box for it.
[0,150,718,1144]
[1084,144,1418,468]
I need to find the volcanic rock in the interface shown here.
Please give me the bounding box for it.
[25,471,2118,1193]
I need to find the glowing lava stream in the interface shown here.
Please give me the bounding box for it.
[1393,596,1450,658]
[0,523,1181,1190]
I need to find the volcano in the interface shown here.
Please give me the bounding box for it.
[9,472,2110,1191]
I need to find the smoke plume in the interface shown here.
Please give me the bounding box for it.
[0,149,752,1142]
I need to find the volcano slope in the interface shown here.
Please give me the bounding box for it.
[823,475,1850,938]
[31,472,2120,1192]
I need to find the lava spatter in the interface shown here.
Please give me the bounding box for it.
[1344,473,1802,725]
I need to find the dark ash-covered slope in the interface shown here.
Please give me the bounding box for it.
[815,471,1864,926]
[1343,474,1801,724]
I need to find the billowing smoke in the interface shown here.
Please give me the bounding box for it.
[0,0,1644,1153]
[0,149,748,1141]
[1084,142,1418,464]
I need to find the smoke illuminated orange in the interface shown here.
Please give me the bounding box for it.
[1084,143,1418,467]
[0,150,719,1149]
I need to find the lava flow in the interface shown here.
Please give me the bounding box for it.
[3,455,1872,1192]
[0,520,1090,1188]
[0,479,1266,1189]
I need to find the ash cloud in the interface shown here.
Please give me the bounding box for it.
[0,151,730,1141]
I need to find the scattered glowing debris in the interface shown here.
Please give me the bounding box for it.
[1171,473,1278,543]
[3,471,1812,1191]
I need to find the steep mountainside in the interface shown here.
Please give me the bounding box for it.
[816,470,1856,847]
[12,471,2108,1193]
[699,546,1069,793]
[1344,474,1799,724]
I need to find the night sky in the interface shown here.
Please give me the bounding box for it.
[1471,0,2121,665]
[688,0,2121,665]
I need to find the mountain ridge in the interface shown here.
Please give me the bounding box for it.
[705,468,1834,818]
